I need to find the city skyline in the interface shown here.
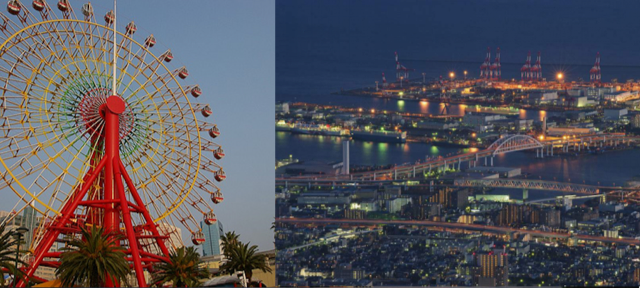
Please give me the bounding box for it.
[276,0,640,286]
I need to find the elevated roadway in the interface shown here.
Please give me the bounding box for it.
[277,217,640,245]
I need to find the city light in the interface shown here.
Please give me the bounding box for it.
[539,135,544,140]
[449,72,455,79]
[557,72,563,80]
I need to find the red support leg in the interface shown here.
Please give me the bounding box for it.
[114,158,147,287]
[17,157,108,287]
[20,96,173,287]
[118,159,171,257]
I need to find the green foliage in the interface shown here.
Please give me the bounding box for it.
[220,231,239,258]
[152,246,209,287]
[0,225,26,286]
[55,226,131,287]
[220,236,272,282]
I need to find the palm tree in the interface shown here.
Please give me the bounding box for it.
[152,246,209,287]
[55,226,131,287]
[0,225,26,286]
[220,231,239,257]
[220,242,272,283]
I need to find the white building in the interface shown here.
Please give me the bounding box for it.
[528,90,558,104]
[275,102,290,114]
[604,108,628,120]
[155,223,184,253]
[386,197,412,214]
[463,113,506,126]
[604,91,637,102]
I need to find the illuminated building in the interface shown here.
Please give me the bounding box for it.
[476,253,509,286]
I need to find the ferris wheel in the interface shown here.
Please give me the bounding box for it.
[0,0,225,286]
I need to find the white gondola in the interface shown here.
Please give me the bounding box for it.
[81,2,93,17]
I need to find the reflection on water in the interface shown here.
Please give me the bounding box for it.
[419,100,429,114]
[277,132,640,187]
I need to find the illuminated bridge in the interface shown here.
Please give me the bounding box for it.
[280,133,637,182]
[276,217,640,245]
[452,178,601,194]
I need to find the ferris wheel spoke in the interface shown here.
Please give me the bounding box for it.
[122,62,167,103]
[119,53,163,95]
[43,130,104,218]
[79,22,103,80]
[1,120,102,184]
[42,21,100,86]
[0,46,42,74]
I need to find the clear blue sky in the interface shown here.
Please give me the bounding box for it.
[0,0,275,251]
[111,0,275,251]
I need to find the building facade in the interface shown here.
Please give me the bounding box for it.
[201,220,224,257]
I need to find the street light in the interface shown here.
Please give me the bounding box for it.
[12,226,28,287]
[464,70,468,80]
[449,72,455,80]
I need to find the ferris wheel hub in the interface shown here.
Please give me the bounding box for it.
[106,95,126,114]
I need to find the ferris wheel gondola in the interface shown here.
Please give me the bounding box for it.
[212,191,224,204]
[204,211,217,225]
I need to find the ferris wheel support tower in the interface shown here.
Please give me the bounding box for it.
[20,96,171,287]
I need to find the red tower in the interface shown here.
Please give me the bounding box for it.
[531,51,542,81]
[590,52,601,84]
[18,96,171,287]
[480,47,491,79]
[521,51,532,81]
[490,47,501,80]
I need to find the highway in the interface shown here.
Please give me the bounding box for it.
[277,217,640,245]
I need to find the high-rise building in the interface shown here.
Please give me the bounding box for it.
[633,267,640,283]
[0,210,23,231]
[476,253,509,286]
[21,205,37,249]
[201,220,224,256]
[632,114,640,128]
[497,204,523,227]
[541,207,561,227]
[343,209,367,219]
[428,188,469,209]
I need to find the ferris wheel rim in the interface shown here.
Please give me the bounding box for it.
[0,18,204,223]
